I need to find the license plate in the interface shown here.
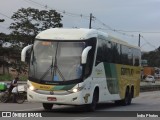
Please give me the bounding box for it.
[47,97,57,101]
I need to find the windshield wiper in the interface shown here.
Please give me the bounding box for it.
[52,42,65,81]
[39,42,65,81]
[39,56,54,80]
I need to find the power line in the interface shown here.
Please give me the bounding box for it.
[141,35,157,49]
[23,0,160,35]
[95,27,139,38]
[23,0,90,18]
[93,17,140,38]
[0,12,11,19]
[0,0,158,49]
[94,17,160,38]
[114,29,160,34]
[94,17,113,31]
[26,0,45,7]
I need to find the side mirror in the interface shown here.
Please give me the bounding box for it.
[81,46,92,64]
[21,45,33,62]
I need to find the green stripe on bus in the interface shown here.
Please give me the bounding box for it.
[103,62,119,94]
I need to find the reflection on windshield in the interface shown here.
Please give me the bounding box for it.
[29,40,85,82]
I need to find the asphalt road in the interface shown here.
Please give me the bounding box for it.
[0,91,160,119]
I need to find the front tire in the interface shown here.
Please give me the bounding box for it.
[43,103,53,110]
[86,90,98,112]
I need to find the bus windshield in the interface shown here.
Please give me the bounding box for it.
[29,40,86,83]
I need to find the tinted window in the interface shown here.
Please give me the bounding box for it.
[96,37,141,66]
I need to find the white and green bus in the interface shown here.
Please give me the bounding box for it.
[21,28,141,111]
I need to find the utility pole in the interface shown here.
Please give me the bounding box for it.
[89,13,92,29]
[138,34,141,47]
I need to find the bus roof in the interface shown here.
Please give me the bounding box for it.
[36,28,98,40]
[36,28,140,49]
[108,35,140,49]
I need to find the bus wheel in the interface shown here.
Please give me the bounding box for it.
[121,89,131,106]
[42,103,53,110]
[86,90,98,112]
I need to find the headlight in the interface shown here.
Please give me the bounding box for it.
[71,86,84,93]
[72,88,78,93]
[27,81,37,91]
[29,85,36,91]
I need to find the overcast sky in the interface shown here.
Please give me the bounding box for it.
[0,0,160,51]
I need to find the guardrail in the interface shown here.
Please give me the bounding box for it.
[140,81,160,92]
[140,85,160,92]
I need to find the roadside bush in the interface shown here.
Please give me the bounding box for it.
[0,74,13,81]
[0,74,27,81]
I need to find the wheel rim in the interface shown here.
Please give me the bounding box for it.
[0,92,9,103]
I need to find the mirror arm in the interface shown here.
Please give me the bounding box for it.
[81,46,92,64]
[21,44,33,62]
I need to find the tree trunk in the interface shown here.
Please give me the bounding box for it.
[2,55,5,74]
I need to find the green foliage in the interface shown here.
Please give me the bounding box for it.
[0,33,10,42]
[1,8,63,76]
[10,61,28,75]
[19,75,28,81]
[0,74,13,81]
[9,7,63,46]
[142,48,160,67]
[0,74,27,81]
[0,43,21,69]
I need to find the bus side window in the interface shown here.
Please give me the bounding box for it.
[85,51,91,76]
[95,46,102,66]
[133,49,140,66]
[95,38,105,66]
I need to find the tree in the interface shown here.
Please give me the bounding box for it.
[0,33,10,74]
[0,19,5,22]
[142,48,160,67]
[9,7,63,46]
[0,32,29,75]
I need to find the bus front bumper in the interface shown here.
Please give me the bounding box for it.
[27,89,87,105]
